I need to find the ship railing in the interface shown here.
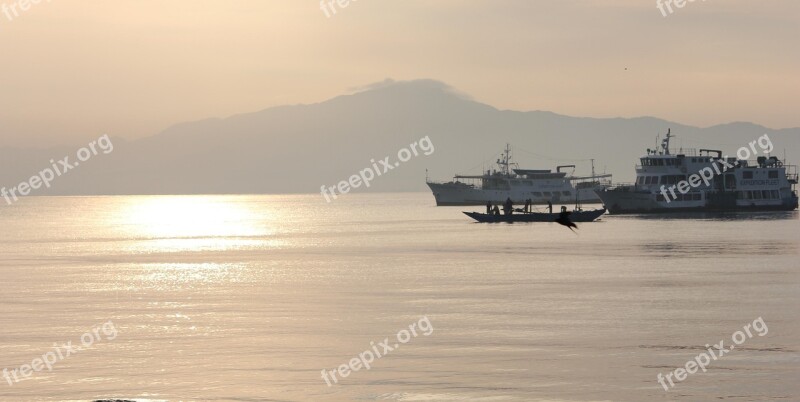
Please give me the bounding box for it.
[635,164,689,171]
[574,178,613,189]
[672,148,699,156]
[738,158,797,168]
[425,178,477,187]
[785,165,798,184]
[648,148,700,156]
[603,182,638,192]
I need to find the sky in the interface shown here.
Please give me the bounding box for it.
[0,0,798,147]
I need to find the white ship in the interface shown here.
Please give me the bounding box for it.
[426,144,611,206]
[598,130,799,214]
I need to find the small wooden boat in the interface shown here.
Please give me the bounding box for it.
[463,208,606,223]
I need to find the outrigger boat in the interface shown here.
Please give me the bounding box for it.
[463,207,606,223]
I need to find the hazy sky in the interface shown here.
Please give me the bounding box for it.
[1,0,798,147]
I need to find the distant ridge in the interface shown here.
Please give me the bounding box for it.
[1,79,798,196]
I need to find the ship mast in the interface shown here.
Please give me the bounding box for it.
[661,128,673,155]
[497,143,512,176]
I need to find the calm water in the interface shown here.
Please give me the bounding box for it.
[0,194,798,402]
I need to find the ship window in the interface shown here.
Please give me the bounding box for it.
[533,192,542,197]
[544,192,552,197]
[743,171,753,179]
[725,174,736,189]
[753,191,762,199]
[562,191,571,196]
[694,193,702,201]
[762,190,770,199]
[660,176,667,184]
[768,170,779,179]
[637,177,644,185]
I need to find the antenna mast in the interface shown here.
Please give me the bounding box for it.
[661,128,673,155]
[497,143,512,176]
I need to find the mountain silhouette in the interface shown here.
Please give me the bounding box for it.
[1,79,798,197]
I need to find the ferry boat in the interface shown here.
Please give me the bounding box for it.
[598,130,799,214]
[426,144,611,206]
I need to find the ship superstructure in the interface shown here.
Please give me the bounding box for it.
[426,144,611,206]
[598,130,799,214]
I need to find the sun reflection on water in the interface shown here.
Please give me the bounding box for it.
[137,263,246,289]
[114,195,284,252]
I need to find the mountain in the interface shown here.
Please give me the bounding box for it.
[1,79,798,198]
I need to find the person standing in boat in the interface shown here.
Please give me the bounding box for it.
[504,197,513,215]
[548,200,553,214]
[486,201,492,214]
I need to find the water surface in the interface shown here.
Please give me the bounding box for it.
[0,194,797,401]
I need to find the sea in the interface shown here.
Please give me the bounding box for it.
[0,193,798,402]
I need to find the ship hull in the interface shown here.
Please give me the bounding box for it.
[427,182,603,206]
[598,190,799,214]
